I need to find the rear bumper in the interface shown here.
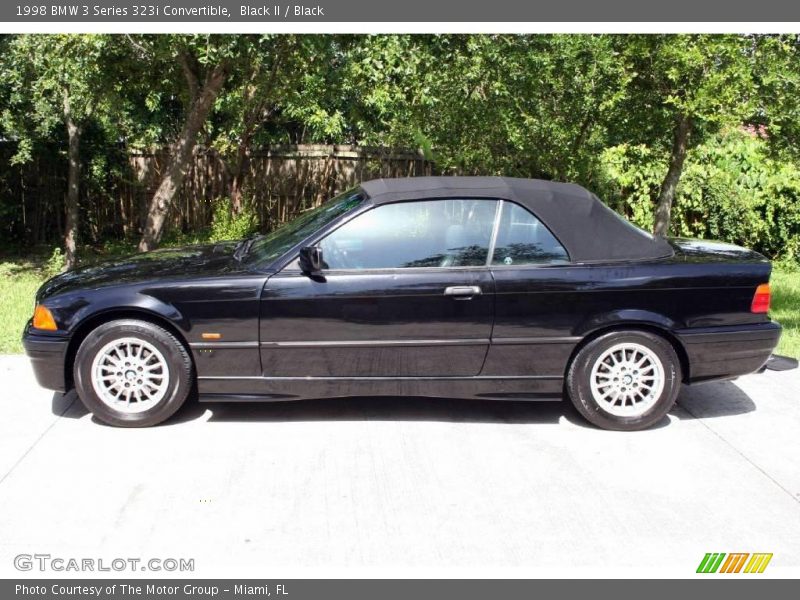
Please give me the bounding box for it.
[676,321,781,383]
[22,324,69,392]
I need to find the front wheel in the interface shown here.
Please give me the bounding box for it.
[566,330,682,431]
[73,319,193,427]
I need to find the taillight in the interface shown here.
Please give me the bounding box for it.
[751,283,771,314]
[32,305,58,331]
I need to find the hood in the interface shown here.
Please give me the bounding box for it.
[37,241,248,301]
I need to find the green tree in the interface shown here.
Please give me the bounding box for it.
[0,34,118,267]
[613,35,761,236]
[131,35,241,251]
[210,35,350,215]
[342,35,629,184]
[132,34,352,248]
[749,35,800,160]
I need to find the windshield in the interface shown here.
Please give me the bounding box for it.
[246,188,365,267]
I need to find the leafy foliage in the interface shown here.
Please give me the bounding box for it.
[598,129,800,261]
[44,247,66,277]
[2,34,800,262]
[208,198,258,242]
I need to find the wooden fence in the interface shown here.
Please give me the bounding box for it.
[0,144,434,246]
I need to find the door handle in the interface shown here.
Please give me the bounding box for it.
[444,286,482,298]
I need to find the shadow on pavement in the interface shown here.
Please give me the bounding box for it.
[194,396,577,426]
[674,380,756,419]
[51,378,756,428]
[51,390,85,418]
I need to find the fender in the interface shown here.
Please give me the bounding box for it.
[574,309,679,339]
[49,289,187,337]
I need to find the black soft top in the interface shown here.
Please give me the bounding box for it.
[359,176,673,263]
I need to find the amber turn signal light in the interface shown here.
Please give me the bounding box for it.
[751,283,771,314]
[33,304,58,331]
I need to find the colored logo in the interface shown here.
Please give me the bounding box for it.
[696,553,773,574]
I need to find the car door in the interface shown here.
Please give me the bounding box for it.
[259,198,499,377]
[481,200,579,378]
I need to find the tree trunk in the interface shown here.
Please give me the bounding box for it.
[138,61,229,251]
[63,92,81,270]
[229,142,251,214]
[653,115,692,237]
[228,46,286,215]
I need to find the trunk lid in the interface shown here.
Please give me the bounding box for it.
[668,238,770,265]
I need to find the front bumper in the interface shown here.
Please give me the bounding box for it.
[22,324,70,392]
[676,321,782,383]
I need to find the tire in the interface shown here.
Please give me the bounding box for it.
[566,330,682,431]
[73,319,193,427]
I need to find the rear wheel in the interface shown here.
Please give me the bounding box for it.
[74,319,193,427]
[566,330,681,431]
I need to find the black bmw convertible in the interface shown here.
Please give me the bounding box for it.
[23,177,782,430]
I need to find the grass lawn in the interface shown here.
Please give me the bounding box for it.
[1,256,799,359]
[770,270,800,359]
[0,259,49,354]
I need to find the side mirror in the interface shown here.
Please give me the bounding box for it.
[299,246,323,274]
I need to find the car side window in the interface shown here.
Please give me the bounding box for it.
[491,202,569,266]
[319,199,498,270]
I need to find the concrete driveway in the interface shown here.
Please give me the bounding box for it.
[0,353,798,577]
